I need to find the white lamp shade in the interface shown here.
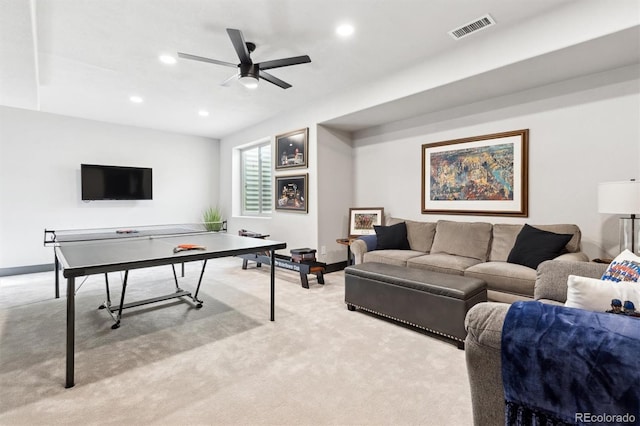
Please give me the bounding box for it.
[598,181,640,214]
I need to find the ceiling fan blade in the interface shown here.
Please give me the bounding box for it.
[177,52,237,68]
[260,71,292,89]
[258,55,311,71]
[226,28,252,65]
[220,73,238,87]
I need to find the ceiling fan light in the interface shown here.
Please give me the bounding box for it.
[239,75,258,89]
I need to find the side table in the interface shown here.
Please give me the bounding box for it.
[336,237,358,266]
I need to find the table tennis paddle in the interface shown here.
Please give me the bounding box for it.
[173,244,206,253]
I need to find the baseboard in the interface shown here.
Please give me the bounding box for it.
[0,263,54,277]
[325,261,348,273]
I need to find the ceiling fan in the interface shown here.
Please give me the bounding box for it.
[178,28,311,90]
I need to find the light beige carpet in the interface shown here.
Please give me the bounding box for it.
[0,258,472,425]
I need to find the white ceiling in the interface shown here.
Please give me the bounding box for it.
[0,0,636,139]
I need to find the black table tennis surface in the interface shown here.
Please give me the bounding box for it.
[58,230,286,388]
[56,232,287,277]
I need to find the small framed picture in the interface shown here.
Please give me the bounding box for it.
[275,128,308,170]
[275,174,308,213]
[349,207,385,237]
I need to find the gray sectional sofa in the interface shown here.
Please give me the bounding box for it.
[464,260,609,426]
[350,218,588,303]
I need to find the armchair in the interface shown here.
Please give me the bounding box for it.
[464,260,609,425]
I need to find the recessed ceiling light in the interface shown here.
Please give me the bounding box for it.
[336,24,355,37]
[159,54,177,65]
[198,110,209,117]
[129,95,143,103]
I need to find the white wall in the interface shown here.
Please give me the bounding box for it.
[317,125,353,264]
[220,118,320,259]
[351,66,640,260]
[216,2,638,266]
[0,106,220,269]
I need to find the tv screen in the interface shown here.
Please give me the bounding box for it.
[81,164,152,200]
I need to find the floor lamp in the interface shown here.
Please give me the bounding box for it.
[598,180,640,255]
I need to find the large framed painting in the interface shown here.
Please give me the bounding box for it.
[348,207,385,238]
[421,129,529,217]
[275,174,308,213]
[275,128,308,170]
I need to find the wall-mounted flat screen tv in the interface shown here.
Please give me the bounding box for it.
[81,164,153,200]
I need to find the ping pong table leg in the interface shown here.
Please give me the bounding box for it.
[66,276,75,388]
[192,260,207,308]
[104,273,111,306]
[270,249,275,321]
[55,254,60,299]
[171,264,180,290]
[112,270,129,329]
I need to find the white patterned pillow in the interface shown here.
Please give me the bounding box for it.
[566,275,640,315]
[600,250,640,282]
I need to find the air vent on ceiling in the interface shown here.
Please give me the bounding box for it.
[448,14,496,40]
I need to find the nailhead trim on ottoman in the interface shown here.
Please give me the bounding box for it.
[345,262,487,348]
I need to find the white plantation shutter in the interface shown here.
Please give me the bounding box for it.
[241,143,271,215]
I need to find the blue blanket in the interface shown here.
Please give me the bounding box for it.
[358,234,377,252]
[502,301,640,425]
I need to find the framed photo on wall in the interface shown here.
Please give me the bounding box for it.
[275,128,308,170]
[348,207,385,238]
[275,174,308,213]
[421,129,529,217]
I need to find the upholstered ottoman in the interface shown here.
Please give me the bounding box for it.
[345,262,487,348]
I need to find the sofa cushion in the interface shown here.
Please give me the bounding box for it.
[407,253,482,276]
[374,222,410,250]
[490,224,582,261]
[405,220,437,253]
[384,217,436,253]
[465,262,536,299]
[507,224,573,269]
[363,249,425,267]
[430,220,492,261]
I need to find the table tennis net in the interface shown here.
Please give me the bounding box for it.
[44,223,222,245]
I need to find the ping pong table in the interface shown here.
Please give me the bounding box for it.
[48,225,286,388]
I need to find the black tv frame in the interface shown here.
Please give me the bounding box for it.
[81,164,153,201]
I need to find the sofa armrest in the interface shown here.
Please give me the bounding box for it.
[464,302,510,426]
[350,239,368,265]
[534,259,608,303]
[555,251,589,262]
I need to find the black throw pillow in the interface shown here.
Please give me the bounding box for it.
[507,224,573,269]
[374,222,411,250]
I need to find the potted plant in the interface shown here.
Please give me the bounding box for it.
[203,206,223,231]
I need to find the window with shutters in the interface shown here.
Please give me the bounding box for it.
[241,142,272,216]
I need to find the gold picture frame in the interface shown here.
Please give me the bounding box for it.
[275,128,308,170]
[275,174,308,213]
